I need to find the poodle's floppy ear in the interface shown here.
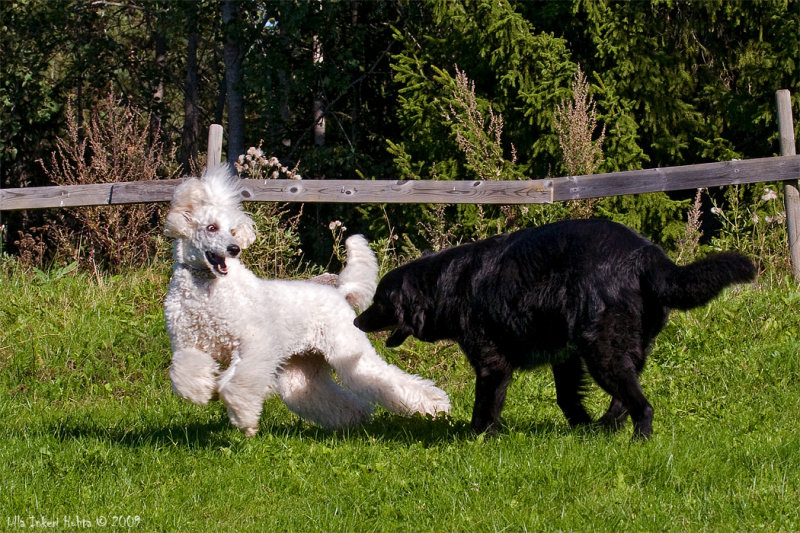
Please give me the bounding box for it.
[164,178,207,237]
[232,213,257,249]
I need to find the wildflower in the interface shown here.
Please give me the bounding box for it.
[329,220,342,230]
[766,212,786,224]
[711,207,722,215]
[761,188,778,202]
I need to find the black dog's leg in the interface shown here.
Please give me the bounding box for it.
[552,355,592,426]
[586,354,653,440]
[583,312,654,440]
[470,358,514,434]
[597,398,629,431]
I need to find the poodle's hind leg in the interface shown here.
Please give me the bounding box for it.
[277,352,374,430]
[332,337,451,418]
[169,348,219,405]
[216,351,278,437]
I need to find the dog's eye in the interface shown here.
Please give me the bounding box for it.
[230,229,237,237]
[206,224,218,232]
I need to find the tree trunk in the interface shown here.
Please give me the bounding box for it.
[313,34,325,146]
[150,31,167,142]
[222,0,245,164]
[180,3,200,172]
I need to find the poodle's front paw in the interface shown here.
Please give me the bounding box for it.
[169,349,218,405]
[170,365,216,405]
[427,388,452,416]
[242,426,258,438]
[408,382,451,417]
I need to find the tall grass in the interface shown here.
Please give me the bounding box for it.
[1,258,798,531]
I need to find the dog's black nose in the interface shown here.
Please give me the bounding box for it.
[227,244,241,257]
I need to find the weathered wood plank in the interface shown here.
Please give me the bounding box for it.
[237,178,554,204]
[0,183,114,210]
[109,180,183,204]
[550,156,800,201]
[2,155,798,211]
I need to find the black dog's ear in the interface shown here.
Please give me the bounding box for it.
[385,328,411,348]
[385,304,426,348]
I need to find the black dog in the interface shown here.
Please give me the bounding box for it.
[354,219,755,439]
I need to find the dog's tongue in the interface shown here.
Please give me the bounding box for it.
[205,251,228,276]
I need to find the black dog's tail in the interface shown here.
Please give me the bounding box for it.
[640,248,756,310]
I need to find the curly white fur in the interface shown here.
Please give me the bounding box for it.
[163,166,450,436]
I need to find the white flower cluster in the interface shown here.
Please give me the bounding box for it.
[235,146,302,180]
[761,188,778,202]
[760,188,785,224]
[711,187,785,224]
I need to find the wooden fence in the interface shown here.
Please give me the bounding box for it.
[0,156,797,211]
[1,90,798,274]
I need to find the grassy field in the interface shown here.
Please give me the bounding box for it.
[1,259,799,531]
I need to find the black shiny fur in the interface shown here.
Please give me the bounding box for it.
[354,219,755,439]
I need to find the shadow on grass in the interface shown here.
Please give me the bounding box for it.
[44,404,592,450]
[49,416,240,450]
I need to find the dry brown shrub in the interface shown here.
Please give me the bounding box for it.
[676,188,704,264]
[13,225,49,268]
[553,66,606,218]
[443,66,517,182]
[38,92,179,271]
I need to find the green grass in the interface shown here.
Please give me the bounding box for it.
[1,259,799,531]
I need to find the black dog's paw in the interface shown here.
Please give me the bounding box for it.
[597,412,628,432]
[471,417,505,437]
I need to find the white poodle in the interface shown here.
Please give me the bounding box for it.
[163,166,450,436]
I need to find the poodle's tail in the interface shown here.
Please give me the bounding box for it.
[640,247,756,310]
[337,235,379,311]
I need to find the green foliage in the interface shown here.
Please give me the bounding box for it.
[578,0,800,165]
[596,193,690,250]
[1,262,799,530]
[1,0,68,185]
[2,0,799,267]
[390,0,575,179]
[241,202,328,279]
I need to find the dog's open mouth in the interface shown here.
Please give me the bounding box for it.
[205,251,228,276]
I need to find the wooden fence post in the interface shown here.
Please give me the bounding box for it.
[207,124,224,167]
[776,90,799,280]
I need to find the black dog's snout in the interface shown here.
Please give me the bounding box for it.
[227,244,241,257]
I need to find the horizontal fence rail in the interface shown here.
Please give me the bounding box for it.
[1,155,798,211]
